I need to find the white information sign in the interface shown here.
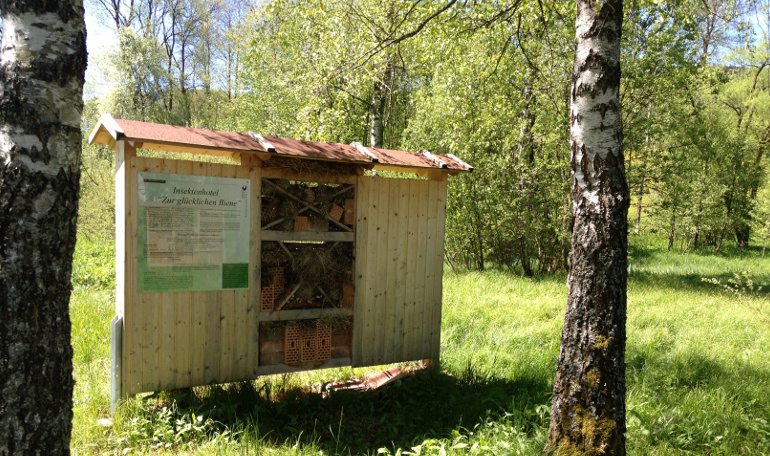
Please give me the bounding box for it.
[137,172,250,292]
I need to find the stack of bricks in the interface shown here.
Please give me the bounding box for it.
[284,323,333,364]
[261,268,285,312]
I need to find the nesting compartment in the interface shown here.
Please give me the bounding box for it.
[261,178,355,369]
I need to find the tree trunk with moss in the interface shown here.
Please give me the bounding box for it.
[545,0,628,454]
[0,0,86,453]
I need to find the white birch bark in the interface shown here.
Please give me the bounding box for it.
[0,1,86,453]
[546,0,629,454]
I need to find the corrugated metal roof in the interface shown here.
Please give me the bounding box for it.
[117,118,261,152]
[261,136,371,164]
[88,115,471,173]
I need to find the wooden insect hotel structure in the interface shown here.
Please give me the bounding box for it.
[88,114,472,407]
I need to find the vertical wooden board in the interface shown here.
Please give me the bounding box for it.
[204,290,221,384]
[126,156,142,394]
[382,179,402,363]
[229,165,253,380]
[402,179,420,361]
[415,181,431,360]
[364,176,382,366]
[372,178,392,365]
[114,142,127,391]
[219,290,236,382]
[157,159,177,390]
[203,163,223,385]
[430,180,448,361]
[117,142,140,395]
[246,166,261,378]
[173,159,193,388]
[393,180,411,361]
[139,292,160,392]
[422,180,440,358]
[217,163,237,382]
[190,162,209,386]
[190,291,207,386]
[114,141,127,319]
[140,158,163,392]
[352,176,371,366]
[357,176,384,366]
[174,291,192,387]
[158,294,176,390]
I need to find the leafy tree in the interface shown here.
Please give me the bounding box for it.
[753,182,770,257]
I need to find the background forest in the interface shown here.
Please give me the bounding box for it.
[65,1,770,454]
[82,0,770,271]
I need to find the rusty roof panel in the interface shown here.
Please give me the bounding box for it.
[117,119,262,152]
[103,118,472,172]
[262,136,370,164]
[372,148,467,171]
[435,153,469,171]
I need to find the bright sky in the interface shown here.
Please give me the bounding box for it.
[84,3,118,99]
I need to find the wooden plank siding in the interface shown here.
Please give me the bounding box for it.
[352,176,448,367]
[117,151,447,396]
[119,150,261,396]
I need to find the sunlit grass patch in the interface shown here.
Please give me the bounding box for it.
[70,238,770,455]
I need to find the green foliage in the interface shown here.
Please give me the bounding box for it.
[752,183,770,255]
[702,271,769,322]
[82,0,770,271]
[71,238,115,291]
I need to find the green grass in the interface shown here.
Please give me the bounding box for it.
[70,237,770,455]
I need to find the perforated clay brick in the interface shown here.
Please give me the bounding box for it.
[301,326,318,362]
[317,324,332,361]
[261,285,275,311]
[284,326,302,364]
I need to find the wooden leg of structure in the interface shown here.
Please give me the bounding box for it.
[110,315,123,415]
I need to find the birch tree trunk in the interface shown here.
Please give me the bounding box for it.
[546,0,629,454]
[0,0,86,453]
[369,63,391,149]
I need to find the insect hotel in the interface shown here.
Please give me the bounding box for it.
[88,114,472,407]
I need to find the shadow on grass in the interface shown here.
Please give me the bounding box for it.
[144,367,551,454]
[629,269,770,298]
[627,348,757,391]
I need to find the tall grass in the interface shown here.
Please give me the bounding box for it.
[70,237,770,455]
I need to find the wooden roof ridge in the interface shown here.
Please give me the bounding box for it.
[88,114,472,173]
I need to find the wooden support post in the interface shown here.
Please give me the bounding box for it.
[110,315,123,414]
[114,140,136,404]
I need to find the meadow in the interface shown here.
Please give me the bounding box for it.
[70,237,770,455]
